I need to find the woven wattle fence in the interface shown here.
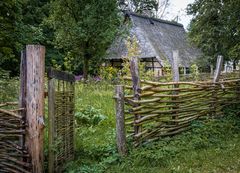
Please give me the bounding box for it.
[48,68,75,173]
[0,102,31,173]
[123,76,240,146]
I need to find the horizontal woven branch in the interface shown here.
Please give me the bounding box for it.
[0,103,31,173]
[124,76,240,145]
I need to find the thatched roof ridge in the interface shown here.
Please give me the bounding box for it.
[125,11,183,28]
[107,12,201,67]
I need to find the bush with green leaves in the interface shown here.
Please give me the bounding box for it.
[75,105,107,126]
[99,66,118,81]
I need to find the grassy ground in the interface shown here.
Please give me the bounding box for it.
[1,77,240,173]
[0,76,19,102]
[65,82,240,173]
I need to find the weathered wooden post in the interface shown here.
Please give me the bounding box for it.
[212,55,223,116]
[19,50,27,113]
[172,50,180,123]
[25,45,45,173]
[115,85,127,156]
[130,57,141,145]
[48,72,55,173]
[213,55,223,83]
[172,50,180,82]
[19,50,27,155]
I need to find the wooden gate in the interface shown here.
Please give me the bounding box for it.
[47,68,75,173]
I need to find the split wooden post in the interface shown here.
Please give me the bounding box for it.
[19,50,27,163]
[19,50,27,113]
[115,85,127,156]
[212,55,223,116]
[48,76,55,173]
[172,50,180,82]
[213,55,223,83]
[130,57,141,143]
[172,50,180,123]
[25,45,45,173]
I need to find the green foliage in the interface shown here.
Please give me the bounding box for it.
[0,0,23,75]
[75,106,107,126]
[131,0,159,16]
[119,0,162,17]
[0,0,53,75]
[0,70,19,102]
[47,0,121,76]
[190,64,199,81]
[187,0,240,64]
[1,0,120,76]
[99,66,119,81]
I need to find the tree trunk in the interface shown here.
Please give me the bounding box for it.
[233,59,237,70]
[83,56,89,80]
[210,65,214,76]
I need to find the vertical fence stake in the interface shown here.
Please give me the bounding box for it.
[19,50,27,113]
[25,45,45,173]
[213,55,223,83]
[19,50,27,163]
[172,50,180,123]
[130,57,141,145]
[212,55,223,116]
[172,50,180,82]
[115,85,127,156]
[48,76,55,173]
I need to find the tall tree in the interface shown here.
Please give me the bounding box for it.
[0,0,51,75]
[48,0,120,79]
[187,0,240,67]
[0,0,22,75]
[119,0,169,18]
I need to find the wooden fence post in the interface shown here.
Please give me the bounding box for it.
[172,50,180,123]
[115,85,127,156]
[25,45,45,173]
[212,55,223,116]
[213,55,223,83]
[172,50,180,82]
[48,76,55,173]
[130,57,141,144]
[19,50,27,156]
[19,50,27,113]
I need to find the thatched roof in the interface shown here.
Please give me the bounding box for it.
[107,12,201,67]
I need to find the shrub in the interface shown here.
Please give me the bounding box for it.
[75,105,107,126]
[99,66,118,81]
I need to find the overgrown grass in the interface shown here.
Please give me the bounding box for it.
[65,82,240,173]
[0,72,19,102]
[68,81,117,172]
[106,107,240,173]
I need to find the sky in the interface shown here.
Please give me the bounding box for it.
[163,0,195,30]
